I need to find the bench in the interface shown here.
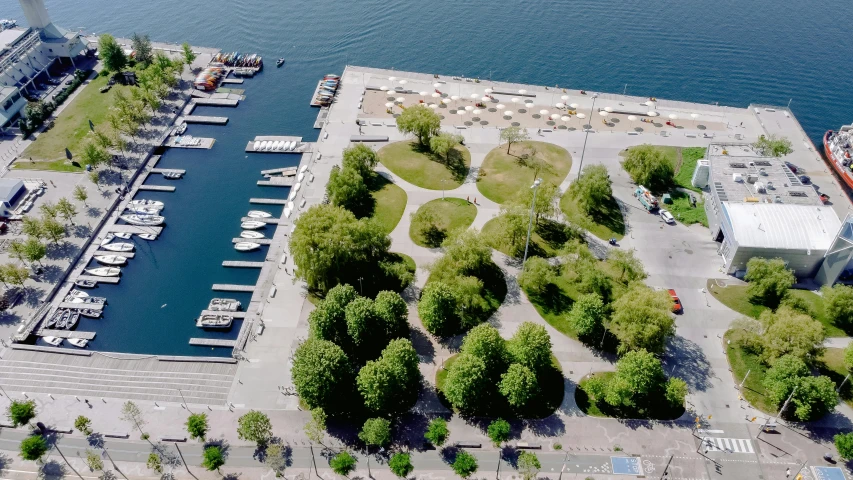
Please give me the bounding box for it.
[160,435,187,442]
[104,432,129,439]
[515,442,541,449]
[456,442,482,448]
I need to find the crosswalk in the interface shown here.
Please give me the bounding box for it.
[700,437,755,454]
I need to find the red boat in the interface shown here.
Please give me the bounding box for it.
[824,126,853,190]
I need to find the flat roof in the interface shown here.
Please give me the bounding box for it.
[723,202,841,251]
[0,28,27,50]
[707,143,819,206]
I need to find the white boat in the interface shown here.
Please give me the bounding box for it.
[101,242,134,252]
[293,182,302,193]
[278,141,286,151]
[94,255,127,266]
[241,220,266,230]
[74,279,97,289]
[284,141,292,151]
[247,210,272,218]
[66,311,80,329]
[175,123,187,135]
[114,232,133,239]
[287,190,296,201]
[120,214,165,226]
[261,141,269,151]
[100,233,115,246]
[196,314,233,328]
[253,141,261,150]
[42,336,63,346]
[273,141,282,150]
[137,233,157,240]
[69,289,89,298]
[208,298,241,312]
[287,201,295,211]
[68,338,88,348]
[125,206,160,215]
[235,242,261,251]
[129,199,164,208]
[299,165,308,173]
[266,141,274,152]
[297,172,305,182]
[84,267,121,277]
[283,207,292,218]
[240,230,265,239]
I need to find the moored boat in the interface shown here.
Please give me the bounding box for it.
[68,338,88,348]
[66,310,80,329]
[114,232,133,239]
[235,242,261,251]
[69,289,88,298]
[74,279,97,289]
[129,199,164,209]
[240,230,265,239]
[84,267,121,277]
[125,206,161,215]
[208,298,241,312]
[43,336,62,346]
[247,210,272,218]
[120,214,164,226]
[94,255,127,266]
[196,314,233,328]
[241,220,265,230]
[137,233,157,240]
[100,233,115,246]
[824,126,853,190]
[54,309,70,328]
[101,242,134,252]
[79,309,101,318]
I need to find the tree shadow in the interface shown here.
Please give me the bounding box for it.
[38,264,64,284]
[205,437,231,460]
[0,310,21,326]
[589,196,626,237]
[85,206,102,218]
[46,241,79,260]
[0,451,10,473]
[665,335,714,392]
[409,327,436,364]
[409,143,469,184]
[523,414,567,437]
[70,224,93,239]
[527,284,572,316]
[20,285,46,307]
[38,459,67,478]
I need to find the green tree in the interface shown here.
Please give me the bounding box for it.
[461,323,508,378]
[236,410,272,446]
[40,215,66,243]
[202,445,225,472]
[304,407,327,445]
[330,451,357,476]
[568,164,612,215]
[763,354,809,405]
[835,432,853,460]
[518,257,555,296]
[357,339,420,416]
[265,443,287,476]
[845,343,853,372]
[790,375,838,421]
[19,435,47,461]
[487,206,528,257]
[760,307,825,364]
[429,133,463,161]
[39,201,58,220]
[147,453,163,473]
[373,290,409,340]
[396,105,441,146]
[74,415,93,436]
[292,338,354,413]
[604,349,666,407]
[98,33,127,72]
[487,418,511,447]
[359,418,392,449]
[342,144,379,179]
[7,240,26,264]
[499,363,538,407]
[308,284,356,347]
[56,197,78,225]
[345,296,384,360]
[610,284,674,355]
[517,451,541,480]
[511,180,558,224]
[622,144,674,192]
[424,418,449,446]
[744,257,795,308]
[418,281,459,337]
[2,264,29,287]
[7,399,36,426]
[120,400,146,436]
[665,377,688,407]
[608,249,646,282]
[80,139,112,170]
[567,293,606,339]
[389,452,413,478]
[508,322,552,372]
[130,33,153,66]
[752,134,793,157]
[85,449,104,471]
[451,451,478,479]
[22,238,46,265]
[443,353,489,412]
[499,126,529,154]
[181,42,197,66]
[21,217,43,240]
[822,284,853,328]
[185,413,208,441]
[327,165,371,216]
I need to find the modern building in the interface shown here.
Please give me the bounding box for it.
[693,143,843,281]
[0,177,25,217]
[0,0,87,130]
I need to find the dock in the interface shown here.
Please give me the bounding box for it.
[260,167,298,176]
[221,78,244,84]
[189,338,236,347]
[107,225,164,235]
[138,185,176,192]
[249,198,288,205]
[58,301,104,310]
[199,310,248,318]
[212,284,256,292]
[40,330,97,340]
[244,135,309,154]
[257,177,295,187]
[181,115,228,125]
[75,275,119,284]
[239,217,286,225]
[163,136,215,149]
[310,80,336,107]
[313,107,329,129]
[232,238,272,245]
[194,98,239,107]
[222,261,264,268]
[150,168,186,175]
[93,250,135,258]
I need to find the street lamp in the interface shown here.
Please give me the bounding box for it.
[576,93,599,181]
[522,178,542,269]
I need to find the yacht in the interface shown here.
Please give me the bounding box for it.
[74,279,97,289]
[240,230,265,239]
[125,206,160,215]
[208,298,241,312]
[66,311,80,329]
[137,233,157,240]
[114,232,133,239]
[235,242,261,251]
[101,242,134,252]
[120,214,165,226]
[241,220,266,230]
[94,255,127,266]
[68,338,89,348]
[129,199,164,209]
[247,210,272,218]
[84,267,121,277]
[196,314,233,328]
[43,336,63,346]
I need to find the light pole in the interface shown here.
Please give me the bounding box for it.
[522,178,542,269]
[576,93,599,181]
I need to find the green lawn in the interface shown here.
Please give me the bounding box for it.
[724,329,776,414]
[817,348,853,408]
[409,198,477,247]
[674,147,707,192]
[524,277,579,339]
[478,141,572,204]
[665,191,707,227]
[18,74,128,171]
[575,372,685,420]
[560,192,625,240]
[369,177,408,234]
[377,141,471,190]
[708,281,842,336]
[481,217,574,258]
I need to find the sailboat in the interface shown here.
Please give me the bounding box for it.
[84,267,121,277]
[235,242,261,251]
[129,199,164,209]
[120,214,164,226]
[247,210,272,218]
[125,206,160,215]
[240,230,265,239]
[241,220,266,230]
[94,255,127,266]
[101,242,134,252]
[114,232,133,239]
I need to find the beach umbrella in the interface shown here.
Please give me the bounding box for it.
[561,95,569,101]
[628,115,637,128]
[604,106,613,112]
[648,111,658,117]
[396,97,405,103]
[472,109,481,115]
[519,89,527,94]
[457,110,466,116]
[690,113,699,126]
[433,82,442,88]
[451,95,460,101]
[504,110,514,116]
[432,92,441,98]
[539,109,549,115]
[419,91,428,97]
[464,105,473,111]
[497,104,506,110]
[485,88,493,93]
[561,115,570,122]
[669,114,678,120]
[524,102,534,109]
[429,104,438,109]
[481,95,491,101]
[576,113,586,119]
[442,98,452,104]
[555,102,565,108]
[511,97,520,103]
[385,102,394,108]
[380,86,388,91]
[389,76,397,81]
[470,93,479,99]
[569,103,579,109]
[550,113,561,119]
[399,79,407,85]
[598,110,608,117]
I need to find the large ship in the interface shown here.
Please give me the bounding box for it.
[824,125,853,189]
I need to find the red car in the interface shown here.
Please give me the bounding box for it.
[668,289,683,314]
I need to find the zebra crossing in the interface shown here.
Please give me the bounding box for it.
[700,437,755,454]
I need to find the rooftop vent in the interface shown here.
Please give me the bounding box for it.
[789,191,808,197]
[754,161,772,167]
[729,162,747,168]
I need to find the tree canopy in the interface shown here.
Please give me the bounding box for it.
[500,126,529,153]
[610,284,674,355]
[292,338,354,414]
[19,435,47,461]
[389,452,414,478]
[359,417,392,448]
[327,165,371,216]
[99,34,127,72]
[752,134,793,157]
[499,363,539,407]
[568,164,613,215]
[430,133,463,161]
[621,145,674,192]
[236,410,273,446]
[396,105,441,146]
[822,284,853,328]
[836,432,853,460]
[759,306,825,364]
[567,293,606,339]
[451,451,478,479]
[461,324,508,377]
[130,33,153,66]
[357,339,421,416]
[418,281,459,337]
[518,257,555,296]
[443,353,489,413]
[508,322,552,372]
[744,257,795,308]
[7,399,36,427]
[424,418,449,446]
[342,144,379,179]
[486,418,511,446]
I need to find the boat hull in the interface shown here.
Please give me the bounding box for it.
[823,130,853,190]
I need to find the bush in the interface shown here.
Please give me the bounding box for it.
[330,451,358,476]
[835,432,853,459]
[744,258,795,308]
[19,435,48,461]
[201,446,225,471]
[451,451,478,479]
[389,452,414,478]
[518,257,555,296]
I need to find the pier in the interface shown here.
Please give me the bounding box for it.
[199,310,248,318]
[244,136,312,154]
[181,115,229,125]
[40,330,97,340]
[220,78,243,84]
[249,198,288,205]
[107,225,164,235]
[164,136,215,149]
[313,107,329,129]
[239,217,287,225]
[150,168,186,175]
[222,261,264,268]
[257,177,295,187]
[75,275,119,285]
[260,167,298,176]
[138,185,176,192]
[232,238,272,245]
[94,250,135,258]
[212,284,256,292]
[189,338,237,347]
[194,98,239,107]
[58,301,104,310]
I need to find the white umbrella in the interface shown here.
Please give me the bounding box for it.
[464,105,473,111]
[504,110,514,116]
[648,111,658,117]
[385,102,394,108]
[524,103,534,110]
[472,109,481,115]
[690,113,699,120]
[457,110,466,116]
[560,115,570,121]
[555,102,565,108]
[511,97,520,103]
[419,91,428,96]
[569,103,579,109]
[519,89,527,94]
[442,98,452,104]
[433,82,442,88]
[485,88,493,94]
[470,93,479,99]
[576,113,586,119]
[389,76,397,81]
[550,113,560,119]
[539,109,549,115]
[431,92,441,98]
[451,95,460,101]
[598,110,608,117]
[396,97,405,103]
[604,106,613,112]
[627,115,637,122]
[497,104,506,110]
[399,79,407,85]
[380,86,389,91]
[429,104,438,109]
[668,114,678,120]
[481,95,491,101]
[561,95,569,101]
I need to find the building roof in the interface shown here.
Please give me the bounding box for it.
[722,202,841,251]
[0,28,27,49]
[707,143,820,206]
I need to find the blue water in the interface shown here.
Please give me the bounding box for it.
[2,0,850,354]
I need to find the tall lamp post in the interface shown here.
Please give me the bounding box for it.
[576,93,599,180]
[522,178,542,270]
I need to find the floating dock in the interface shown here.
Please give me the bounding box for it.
[310,80,336,107]
[189,338,236,347]
[58,301,104,310]
[106,225,164,235]
[239,217,286,225]
[199,310,248,318]
[164,136,215,149]
[93,250,135,258]
[221,78,244,84]
[260,167,298,176]
[212,284,256,292]
[244,135,308,153]
[194,98,239,107]
[75,275,119,285]
[150,168,186,175]
[232,238,272,245]
[40,330,97,340]
[222,261,264,268]
[138,185,176,192]
[181,115,228,125]
[257,178,295,187]
[249,198,288,205]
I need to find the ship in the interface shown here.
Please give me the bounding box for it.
[823,125,853,190]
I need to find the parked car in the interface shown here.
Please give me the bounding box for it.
[659,209,675,224]
[668,289,683,314]
[46,78,61,85]
[64,78,73,85]
[785,161,799,173]
[799,175,811,184]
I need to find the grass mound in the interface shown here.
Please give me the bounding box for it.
[369,176,407,234]
[409,198,477,247]
[560,193,625,241]
[377,141,470,190]
[478,141,571,204]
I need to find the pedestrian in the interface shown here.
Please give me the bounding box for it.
[467,195,470,202]
[473,197,477,204]
[537,128,541,134]
[739,122,743,127]
[786,468,791,478]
